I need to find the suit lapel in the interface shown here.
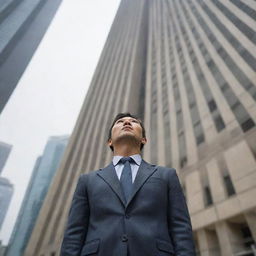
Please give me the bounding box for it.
[126,160,157,207]
[97,163,126,207]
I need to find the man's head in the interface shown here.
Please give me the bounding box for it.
[108,113,147,152]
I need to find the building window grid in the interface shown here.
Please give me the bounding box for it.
[160,5,172,167]
[165,12,188,168]
[150,37,158,163]
[229,0,256,21]
[197,0,256,72]
[167,4,205,146]
[195,0,256,96]
[181,0,255,133]
[210,0,256,45]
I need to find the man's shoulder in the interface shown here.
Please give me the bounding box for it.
[156,165,176,173]
[146,161,176,175]
[80,168,102,178]
[143,160,177,180]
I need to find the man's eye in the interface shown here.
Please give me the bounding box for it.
[132,120,139,123]
[117,120,123,123]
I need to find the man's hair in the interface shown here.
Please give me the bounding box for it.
[108,112,146,151]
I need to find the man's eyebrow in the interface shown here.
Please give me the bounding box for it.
[116,118,139,122]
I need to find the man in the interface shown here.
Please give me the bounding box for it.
[61,112,195,256]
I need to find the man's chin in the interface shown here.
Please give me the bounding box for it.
[116,134,139,144]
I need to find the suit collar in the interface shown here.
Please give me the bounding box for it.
[97,160,157,208]
[97,162,126,207]
[112,154,142,166]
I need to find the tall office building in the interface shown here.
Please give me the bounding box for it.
[6,135,69,256]
[25,1,256,255]
[0,141,12,174]
[0,0,63,113]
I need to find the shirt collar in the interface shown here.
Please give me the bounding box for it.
[113,154,142,166]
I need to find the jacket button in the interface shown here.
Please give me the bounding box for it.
[125,214,130,219]
[122,234,128,242]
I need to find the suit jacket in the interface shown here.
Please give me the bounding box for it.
[60,160,195,256]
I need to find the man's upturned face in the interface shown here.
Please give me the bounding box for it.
[108,117,147,149]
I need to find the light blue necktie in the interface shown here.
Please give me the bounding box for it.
[119,157,133,202]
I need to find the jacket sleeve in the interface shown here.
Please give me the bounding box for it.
[60,174,90,256]
[168,169,196,256]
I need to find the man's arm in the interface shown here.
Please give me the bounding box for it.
[60,174,90,256]
[168,169,196,256]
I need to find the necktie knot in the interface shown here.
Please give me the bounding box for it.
[119,157,133,165]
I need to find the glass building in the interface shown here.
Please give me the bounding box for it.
[0,0,63,113]
[6,136,68,256]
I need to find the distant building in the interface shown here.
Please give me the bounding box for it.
[5,135,69,256]
[0,142,12,174]
[0,0,63,113]
[0,177,13,230]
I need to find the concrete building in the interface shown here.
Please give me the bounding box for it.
[25,0,256,255]
[5,135,68,256]
[0,177,13,230]
[0,0,63,114]
[0,141,12,174]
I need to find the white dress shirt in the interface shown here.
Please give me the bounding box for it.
[112,154,142,183]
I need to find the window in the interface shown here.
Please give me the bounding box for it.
[214,115,225,132]
[241,118,255,132]
[241,226,254,249]
[204,185,213,206]
[223,174,236,197]
[180,156,187,168]
[208,99,217,112]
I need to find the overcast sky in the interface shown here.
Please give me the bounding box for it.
[0,0,120,245]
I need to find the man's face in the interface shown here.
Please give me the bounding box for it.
[108,116,147,149]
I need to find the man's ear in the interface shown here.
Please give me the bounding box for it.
[141,137,147,145]
[108,139,113,147]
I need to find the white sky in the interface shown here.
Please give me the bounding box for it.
[0,0,120,245]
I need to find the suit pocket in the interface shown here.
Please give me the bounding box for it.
[156,239,174,255]
[81,239,100,255]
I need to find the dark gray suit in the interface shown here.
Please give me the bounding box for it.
[60,160,195,256]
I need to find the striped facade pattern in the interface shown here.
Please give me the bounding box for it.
[25,0,256,255]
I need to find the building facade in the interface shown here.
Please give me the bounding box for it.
[25,0,256,255]
[0,0,63,114]
[6,135,68,256]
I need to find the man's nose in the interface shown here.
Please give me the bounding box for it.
[123,120,131,126]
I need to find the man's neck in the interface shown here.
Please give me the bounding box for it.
[113,144,140,157]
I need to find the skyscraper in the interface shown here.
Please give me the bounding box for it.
[25,1,256,255]
[6,135,69,256]
[0,0,63,113]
